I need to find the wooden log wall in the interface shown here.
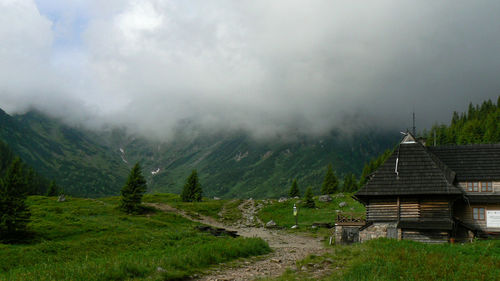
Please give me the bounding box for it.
[367,198,450,221]
[367,199,397,221]
[400,198,420,219]
[420,199,450,219]
[402,230,449,243]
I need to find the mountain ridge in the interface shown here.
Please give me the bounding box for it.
[0,108,397,198]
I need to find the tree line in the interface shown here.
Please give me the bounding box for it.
[424,97,500,145]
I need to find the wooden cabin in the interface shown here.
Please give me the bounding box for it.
[354,133,500,243]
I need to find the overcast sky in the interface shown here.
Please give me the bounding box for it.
[0,0,499,139]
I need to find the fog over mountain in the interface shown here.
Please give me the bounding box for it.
[1,0,499,140]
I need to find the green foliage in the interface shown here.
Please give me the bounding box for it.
[46,181,58,197]
[120,163,147,214]
[321,164,338,195]
[267,239,500,281]
[342,173,358,192]
[181,170,202,202]
[0,158,31,242]
[0,195,270,280]
[425,98,500,146]
[0,140,50,196]
[289,179,300,198]
[303,187,315,208]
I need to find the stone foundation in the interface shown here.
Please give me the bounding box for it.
[359,222,400,242]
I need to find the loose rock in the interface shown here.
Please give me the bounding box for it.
[339,201,347,208]
[318,195,332,202]
[266,220,277,228]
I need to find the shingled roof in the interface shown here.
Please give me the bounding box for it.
[427,144,500,181]
[356,140,462,198]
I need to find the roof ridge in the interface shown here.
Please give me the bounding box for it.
[424,145,460,192]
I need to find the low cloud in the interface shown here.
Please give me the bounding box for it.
[1,0,500,140]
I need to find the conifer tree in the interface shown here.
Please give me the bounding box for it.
[120,163,147,214]
[342,173,359,192]
[289,179,300,198]
[321,164,338,194]
[0,158,31,241]
[181,170,202,202]
[46,181,58,196]
[303,187,315,208]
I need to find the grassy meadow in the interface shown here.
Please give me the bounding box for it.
[269,238,500,281]
[142,194,243,224]
[0,196,270,281]
[257,193,365,230]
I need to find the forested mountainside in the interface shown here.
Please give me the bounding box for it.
[0,139,50,195]
[0,109,128,197]
[425,97,500,145]
[0,107,397,198]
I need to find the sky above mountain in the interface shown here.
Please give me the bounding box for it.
[1,0,499,139]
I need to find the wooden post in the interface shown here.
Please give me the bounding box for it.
[397,196,400,222]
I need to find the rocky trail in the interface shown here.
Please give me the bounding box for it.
[146,200,328,281]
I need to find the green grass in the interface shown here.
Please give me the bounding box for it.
[143,194,243,223]
[267,238,500,281]
[0,196,270,281]
[257,193,364,230]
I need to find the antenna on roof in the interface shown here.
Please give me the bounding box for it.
[412,111,416,137]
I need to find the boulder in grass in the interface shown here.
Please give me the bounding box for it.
[266,220,277,228]
[339,201,347,208]
[318,195,332,202]
[58,194,66,202]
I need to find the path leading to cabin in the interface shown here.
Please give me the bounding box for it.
[146,200,328,281]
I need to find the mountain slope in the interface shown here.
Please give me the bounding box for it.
[0,108,397,198]
[0,109,128,197]
[112,130,397,198]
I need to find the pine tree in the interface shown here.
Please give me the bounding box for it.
[303,187,315,208]
[181,170,202,202]
[0,158,31,241]
[321,164,338,194]
[120,163,147,214]
[342,174,352,192]
[46,181,58,196]
[289,179,300,198]
[342,173,359,192]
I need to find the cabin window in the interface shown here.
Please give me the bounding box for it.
[473,207,485,220]
[466,182,493,192]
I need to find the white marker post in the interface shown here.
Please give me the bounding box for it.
[293,203,298,228]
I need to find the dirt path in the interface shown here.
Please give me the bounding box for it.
[146,201,327,281]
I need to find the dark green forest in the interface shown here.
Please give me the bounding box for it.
[424,97,500,145]
[0,140,50,196]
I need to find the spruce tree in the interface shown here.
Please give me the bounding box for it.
[321,164,338,194]
[46,181,58,196]
[289,179,300,198]
[0,158,31,241]
[303,187,315,208]
[120,163,147,214]
[342,174,352,192]
[181,170,202,202]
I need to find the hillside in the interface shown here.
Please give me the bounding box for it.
[0,108,397,198]
[0,196,269,280]
[0,109,128,197]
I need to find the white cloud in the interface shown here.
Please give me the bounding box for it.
[1,0,500,139]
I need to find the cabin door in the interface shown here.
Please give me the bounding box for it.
[341,227,359,244]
